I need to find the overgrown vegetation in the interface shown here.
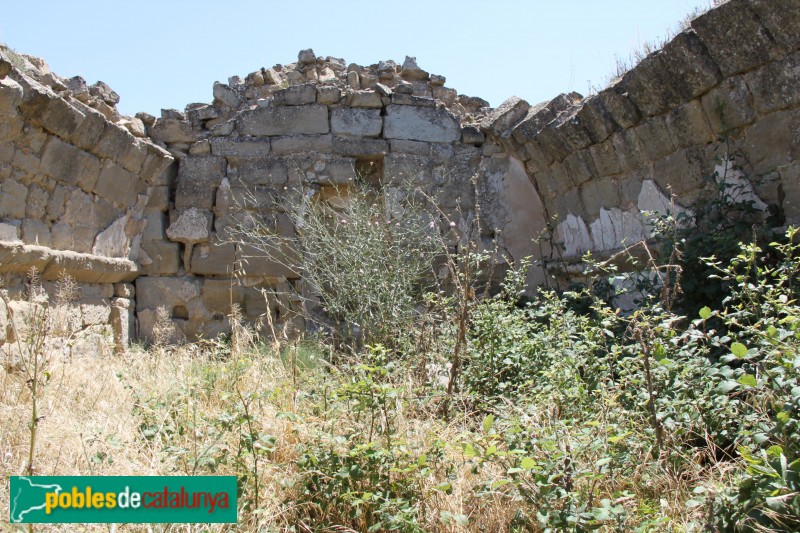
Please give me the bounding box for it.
[2,161,799,531]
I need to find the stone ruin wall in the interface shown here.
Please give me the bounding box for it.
[136,51,547,342]
[0,46,174,353]
[0,0,798,348]
[481,0,800,276]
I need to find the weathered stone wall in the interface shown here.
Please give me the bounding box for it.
[2,0,798,346]
[137,52,547,341]
[0,46,173,352]
[480,0,800,273]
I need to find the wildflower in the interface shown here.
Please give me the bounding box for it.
[449,221,456,227]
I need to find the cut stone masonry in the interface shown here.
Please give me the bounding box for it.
[1,0,799,348]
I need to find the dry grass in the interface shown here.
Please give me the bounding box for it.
[0,331,521,531]
[0,300,736,532]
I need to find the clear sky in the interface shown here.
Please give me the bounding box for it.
[0,0,712,117]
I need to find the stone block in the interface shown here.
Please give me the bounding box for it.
[40,135,101,190]
[384,153,432,184]
[60,189,94,227]
[135,276,200,311]
[93,122,135,162]
[94,160,143,207]
[233,157,288,185]
[534,125,572,162]
[391,94,436,107]
[618,173,645,208]
[563,150,597,186]
[432,143,455,163]
[142,211,167,241]
[700,75,756,134]
[347,90,383,108]
[25,186,48,219]
[461,125,485,145]
[0,76,23,112]
[575,96,619,144]
[139,241,181,275]
[237,242,300,278]
[174,155,226,210]
[19,83,86,140]
[331,108,382,137]
[81,300,111,326]
[589,140,622,177]
[657,29,723,101]
[555,113,594,151]
[779,163,800,222]
[547,187,585,222]
[630,117,675,161]
[237,105,329,136]
[665,99,714,149]
[146,186,171,211]
[271,134,333,155]
[400,56,429,81]
[139,146,175,185]
[148,118,197,143]
[596,88,641,129]
[332,137,388,157]
[432,86,457,105]
[580,177,621,219]
[210,138,271,158]
[511,97,564,143]
[383,105,460,143]
[213,82,241,108]
[202,279,244,314]
[0,221,20,242]
[50,223,74,250]
[110,297,134,352]
[273,84,317,106]
[532,163,570,198]
[114,282,135,298]
[749,0,800,53]
[481,96,530,137]
[691,0,778,77]
[190,240,237,276]
[21,219,51,247]
[610,129,644,172]
[742,110,798,174]
[0,110,22,143]
[621,52,685,118]
[166,208,213,244]
[390,139,430,155]
[315,158,357,185]
[120,138,149,174]
[12,147,41,174]
[0,179,28,218]
[317,86,341,105]
[652,147,706,197]
[70,106,107,150]
[521,140,554,173]
[186,104,219,123]
[745,52,800,115]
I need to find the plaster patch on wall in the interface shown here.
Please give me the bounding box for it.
[557,180,694,258]
[715,156,768,210]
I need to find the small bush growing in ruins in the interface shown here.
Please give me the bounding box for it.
[1,269,78,477]
[230,180,446,350]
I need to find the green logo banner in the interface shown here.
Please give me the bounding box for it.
[9,476,237,524]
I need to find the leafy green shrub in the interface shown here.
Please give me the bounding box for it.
[290,346,436,531]
[231,182,441,350]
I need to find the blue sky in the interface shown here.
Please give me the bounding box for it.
[0,1,712,117]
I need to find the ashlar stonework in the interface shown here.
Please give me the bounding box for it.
[1,0,799,347]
